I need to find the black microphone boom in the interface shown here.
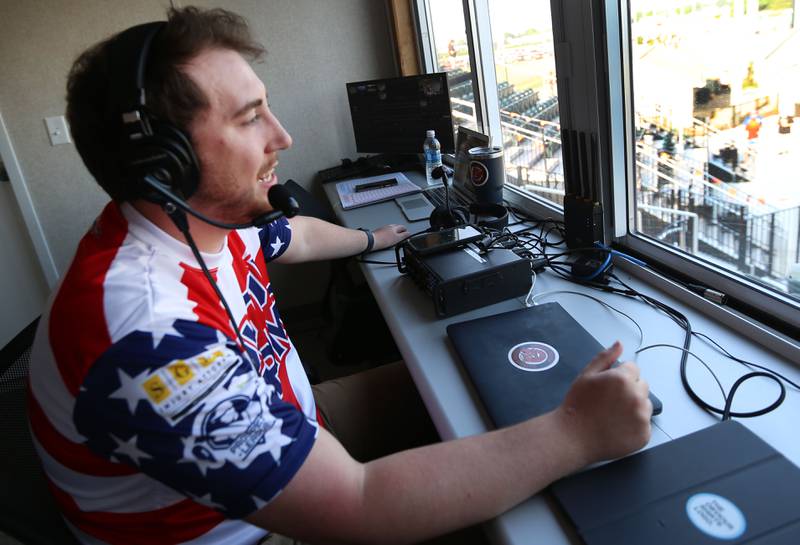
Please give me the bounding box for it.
[431,166,452,218]
[432,165,455,220]
[251,184,299,227]
[143,174,300,230]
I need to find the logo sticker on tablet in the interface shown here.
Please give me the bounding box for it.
[507,342,559,372]
[686,493,747,540]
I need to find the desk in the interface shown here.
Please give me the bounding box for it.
[322,170,800,545]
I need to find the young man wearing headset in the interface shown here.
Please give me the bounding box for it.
[29,7,651,544]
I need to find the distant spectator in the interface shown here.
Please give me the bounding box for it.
[743,111,763,142]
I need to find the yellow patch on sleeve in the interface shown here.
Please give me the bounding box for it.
[142,375,171,404]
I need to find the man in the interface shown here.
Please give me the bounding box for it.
[29,7,651,545]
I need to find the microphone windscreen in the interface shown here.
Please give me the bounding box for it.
[267,184,300,218]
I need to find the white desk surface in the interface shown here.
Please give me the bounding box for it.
[321,171,800,545]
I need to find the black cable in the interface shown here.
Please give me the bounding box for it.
[722,372,786,421]
[167,207,258,370]
[356,258,396,265]
[692,331,800,390]
[610,272,789,419]
[507,214,793,420]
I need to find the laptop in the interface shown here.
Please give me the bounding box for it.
[551,420,800,544]
[446,302,661,429]
[395,126,490,221]
[425,126,490,208]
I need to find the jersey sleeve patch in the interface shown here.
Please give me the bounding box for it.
[74,319,317,518]
[258,217,292,261]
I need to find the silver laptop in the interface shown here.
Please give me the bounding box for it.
[425,126,490,208]
[396,126,490,221]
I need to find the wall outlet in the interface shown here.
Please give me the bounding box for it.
[44,116,71,146]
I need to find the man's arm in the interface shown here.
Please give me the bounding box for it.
[274,216,408,264]
[245,342,652,544]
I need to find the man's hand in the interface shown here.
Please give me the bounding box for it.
[372,224,409,251]
[247,341,651,543]
[555,341,652,466]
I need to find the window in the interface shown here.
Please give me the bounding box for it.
[620,0,800,327]
[421,0,480,134]
[418,0,565,209]
[488,0,563,207]
[413,0,800,331]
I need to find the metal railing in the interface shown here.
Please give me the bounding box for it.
[452,92,798,292]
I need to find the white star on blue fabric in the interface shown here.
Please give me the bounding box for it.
[191,492,227,511]
[250,494,269,510]
[110,368,152,413]
[149,323,184,350]
[110,434,151,465]
[267,420,294,465]
[270,236,285,257]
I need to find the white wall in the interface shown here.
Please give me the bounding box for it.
[0,181,48,347]
[0,0,397,312]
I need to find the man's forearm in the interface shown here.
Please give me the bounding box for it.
[353,409,586,544]
[247,343,650,544]
[278,216,369,263]
[257,410,588,545]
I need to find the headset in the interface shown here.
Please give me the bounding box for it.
[469,202,508,231]
[106,21,299,370]
[110,22,200,203]
[108,21,299,226]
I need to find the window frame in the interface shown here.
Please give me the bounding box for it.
[413,0,564,220]
[604,0,800,335]
[410,0,800,338]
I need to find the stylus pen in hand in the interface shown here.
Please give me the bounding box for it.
[355,178,398,192]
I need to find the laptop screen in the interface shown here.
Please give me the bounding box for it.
[453,126,490,194]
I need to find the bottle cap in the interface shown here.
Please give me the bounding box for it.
[426,130,435,138]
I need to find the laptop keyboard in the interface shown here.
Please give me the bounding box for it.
[425,186,471,208]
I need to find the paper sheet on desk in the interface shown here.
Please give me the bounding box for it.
[336,172,420,210]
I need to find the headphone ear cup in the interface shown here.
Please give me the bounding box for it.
[452,205,469,225]
[122,121,199,201]
[149,121,200,198]
[468,202,508,230]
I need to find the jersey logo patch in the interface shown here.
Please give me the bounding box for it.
[184,379,294,474]
[141,346,240,421]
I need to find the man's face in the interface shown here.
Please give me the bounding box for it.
[183,48,292,223]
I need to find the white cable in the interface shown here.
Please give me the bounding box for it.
[635,343,727,402]
[531,290,644,350]
[523,271,537,307]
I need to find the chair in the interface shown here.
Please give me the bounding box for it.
[283,180,401,370]
[0,318,80,544]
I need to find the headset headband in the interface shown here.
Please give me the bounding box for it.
[109,21,166,140]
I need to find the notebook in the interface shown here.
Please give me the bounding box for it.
[446,302,660,429]
[336,172,419,210]
[551,420,800,544]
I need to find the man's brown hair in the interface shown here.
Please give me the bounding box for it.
[66,6,265,201]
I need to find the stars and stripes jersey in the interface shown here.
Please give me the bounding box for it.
[28,201,319,545]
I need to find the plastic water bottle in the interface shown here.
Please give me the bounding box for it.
[424,129,442,186]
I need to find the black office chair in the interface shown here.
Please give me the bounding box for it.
[0,318,79,545]
[282,180,401,371]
